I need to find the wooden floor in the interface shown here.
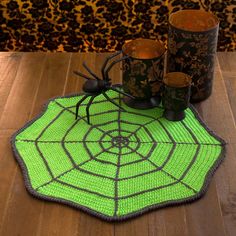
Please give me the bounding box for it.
[0,52,236,236]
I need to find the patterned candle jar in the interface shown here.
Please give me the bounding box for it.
[122,38,166,109]
[163,72,192,121]
[167,10,219,102]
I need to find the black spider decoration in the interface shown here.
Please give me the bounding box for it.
[73,51,134,124]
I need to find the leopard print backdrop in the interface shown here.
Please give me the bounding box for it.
[0,0,235,52]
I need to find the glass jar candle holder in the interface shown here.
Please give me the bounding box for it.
[167,10,219,102]
[163,72,192,121]
[122,38,166,109]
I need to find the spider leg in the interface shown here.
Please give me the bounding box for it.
[82,62,100,80]
[110,87,135,99]
[102,92,125,111]
[73,71,93,80]
[86,96,96,125]
[104,55,129,81]
[75,95,89,120]
[102,51,122,80]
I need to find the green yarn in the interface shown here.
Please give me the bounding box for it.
[12,89,225,221]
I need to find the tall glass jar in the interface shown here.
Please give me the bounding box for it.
[167,10,219,102]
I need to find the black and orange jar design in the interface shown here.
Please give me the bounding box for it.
[167,10,219,102]
[163,72,192,121]
[122,38,166,109]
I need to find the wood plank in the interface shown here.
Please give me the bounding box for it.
[190,54,236,236]
[185,179,226,236]
[0,53,46,130]
[0,53,73,236]
[0,53,22,119]
[76,213,114,236]
[181,58,226,236]
[115,215,150,236]
[0,137,21,227]
[219,72,236,128]
[147,211,166,236]
[115,190,188,235]
[163,207,188,236]
[36,53,114,236]
[115,210,167,236]
[22,53,79,236]
[214,54,236,236]
[29,53,71,114]
[217,53,236,123]
[217,52,236,73]
[0,53,47,236]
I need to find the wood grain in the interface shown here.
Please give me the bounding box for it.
[0,53,47,236]
[0,53,22,117]
[182,59,227,236]
[217,52,236,123]
[36,53,114,236]
[31,53,76,236]
[213,54,236,236]
[0,52,235,236]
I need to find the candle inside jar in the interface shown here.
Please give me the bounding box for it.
[123,39,165,60]
[164,72,192,88]
[132,48,159,59]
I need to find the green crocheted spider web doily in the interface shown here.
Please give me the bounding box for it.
[11,89,225,221]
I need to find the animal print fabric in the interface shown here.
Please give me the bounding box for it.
[0,0,235,52]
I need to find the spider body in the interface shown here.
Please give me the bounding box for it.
[82,80,110,94]
[74,51,134,124]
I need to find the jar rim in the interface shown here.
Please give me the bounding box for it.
[164,72,192,88]
[169,10,219,33]
[122,38,166,60]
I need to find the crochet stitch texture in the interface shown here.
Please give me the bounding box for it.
[11,90,225,221]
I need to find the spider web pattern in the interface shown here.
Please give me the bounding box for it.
[12,89,226,221]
